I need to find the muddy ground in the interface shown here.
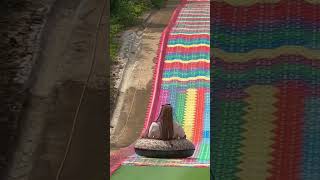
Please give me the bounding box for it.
[1,0,108,179]
[0,0,56,176]
[110,0,178,150]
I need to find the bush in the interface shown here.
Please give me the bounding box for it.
[110,0,164,61]
[151,0,164,9]
[111,0,150,26]
[110,21,123,60]
[110,0,151,61]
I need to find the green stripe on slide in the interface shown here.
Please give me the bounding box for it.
[176,93,186,125]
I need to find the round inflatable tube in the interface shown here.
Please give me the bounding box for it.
[134,138,195,158]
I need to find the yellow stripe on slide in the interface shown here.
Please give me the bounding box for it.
[212,46,320,62]
[167,44,210,48]
[183,89,197,141]
[238,85,277,180]
[306,0,320,3]
[165,59,210,64]
[162,76,210,82]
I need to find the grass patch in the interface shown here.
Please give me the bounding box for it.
[110,0,149,61]
[110,0,165,61]
[111,166,210,180]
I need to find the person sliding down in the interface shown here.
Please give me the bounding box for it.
[146,104,186,140]
[134,104,195,158]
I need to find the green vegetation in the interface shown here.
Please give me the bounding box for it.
[110,0,164,61]
[111,166,210,180]
[151,0,165,9]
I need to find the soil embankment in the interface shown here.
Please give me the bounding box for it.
[110,1,179,150]
[2,0,108,179]
[0,0,56,176]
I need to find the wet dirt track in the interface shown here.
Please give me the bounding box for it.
[4,0,108,180]
[0,0,56,175]
[110,5,176,151]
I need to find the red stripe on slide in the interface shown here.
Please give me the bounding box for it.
[169,34,210,40]
[178,18,210,21]
[163,79,210,83]
[211,0,320,26]
[193,88,205,144]
[166,46,210,53]
[268,81,306,180]
[175,21,209,25]
[164,61,210,70]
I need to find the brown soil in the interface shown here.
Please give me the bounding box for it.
[0,0,56,176]
[110,2,177,150]
[4,0,108,180]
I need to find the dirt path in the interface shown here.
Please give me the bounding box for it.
[0,0,56,175]
[6,0,107,180]
[110,1,178,150]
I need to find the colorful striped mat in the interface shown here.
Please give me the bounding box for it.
[124,1,210,167]
[110,0,210,174]
[211,0,320,179]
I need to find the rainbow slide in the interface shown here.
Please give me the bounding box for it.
[110,0,210,179]
[211,0,320,179]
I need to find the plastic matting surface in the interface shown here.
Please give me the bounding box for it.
[211,0,320,179]
[110,0,210,175]
[124,1,210,168]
